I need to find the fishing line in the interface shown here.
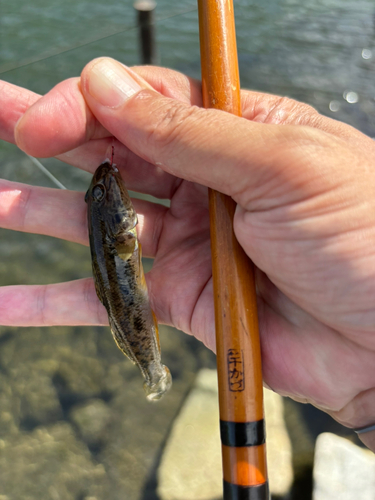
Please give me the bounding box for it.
[0,6,197,76]
[4,6,197,189]
[27,155,67,190]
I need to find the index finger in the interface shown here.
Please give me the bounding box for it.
[11,67,203,158]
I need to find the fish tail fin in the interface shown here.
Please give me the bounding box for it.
[143,365,172,401]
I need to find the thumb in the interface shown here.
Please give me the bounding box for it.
[81,57,308,202]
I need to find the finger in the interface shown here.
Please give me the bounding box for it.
[0,179,87,245]
[240,90,369,145]
[131,65,203,106]
[0,179,167,257]
[14,67,202,159]
[0,278,107,326]
[0,80,40,143]
[102,64,365,146]
[15,77,110,157]
[81,59,375,202]
[81,58,337,201]
[257,298,375,412]
[329,387,375,429]
[2,74,358,155]
[12,71,193,199]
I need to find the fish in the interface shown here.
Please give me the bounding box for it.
[85,159,172,401]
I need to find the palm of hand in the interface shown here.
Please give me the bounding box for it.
[1,64,375,433]
[153,170,375,426]
[147,179,213,345]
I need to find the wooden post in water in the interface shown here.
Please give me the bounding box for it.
[197,1,270,499]
[134,0,157,65]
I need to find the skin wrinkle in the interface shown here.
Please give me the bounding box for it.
[256,273,301,329]
[150,204,168,259]
[167,177,184,203]
[0,81,39,142]
[53,84,87,143]
[260,302,302,397]
[243,91,369,148]
[331,388,375,428]
[75,79,103,144]
[143,97,199,167]
[190,275,213,347]
[260,276,374,409]
[90,105,108,143]
[79,201,89,244]
[147,274,173,330]
[228,135,312,206]
[11,183,31,232]
[37,284,48,326]
[264,96,292,124]
[83,278,107,325]
[132,66,202,106]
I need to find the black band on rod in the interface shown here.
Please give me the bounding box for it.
[220,419,265,447]
[223,481,270,500]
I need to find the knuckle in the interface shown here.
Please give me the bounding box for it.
[37,285,47,326]
[147,102,198,152]
[264,96,318,125]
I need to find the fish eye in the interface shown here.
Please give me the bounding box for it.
[93,184,105,202]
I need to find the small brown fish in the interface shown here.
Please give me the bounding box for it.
[85,159,172,400]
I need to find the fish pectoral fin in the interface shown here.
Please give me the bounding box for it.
[137,242,149,291]
[115,231,137,261]
[108,317,137,365]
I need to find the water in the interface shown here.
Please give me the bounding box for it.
[0,1,374,499]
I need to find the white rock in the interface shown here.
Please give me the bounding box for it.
[313,432,375,500]
[157,369,222,500]
[157,369,293,500]
[264,388,293,496]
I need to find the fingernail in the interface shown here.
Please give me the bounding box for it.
[85,58,142,108]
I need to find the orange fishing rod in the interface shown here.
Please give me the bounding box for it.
[197,1,269,499]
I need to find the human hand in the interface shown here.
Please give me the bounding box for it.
[1,59,375,449]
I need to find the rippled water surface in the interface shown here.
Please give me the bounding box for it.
[0,1,374,499]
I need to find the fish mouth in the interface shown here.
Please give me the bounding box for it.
[92,160,119,184]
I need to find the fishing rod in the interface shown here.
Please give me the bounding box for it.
[197,1,269,499]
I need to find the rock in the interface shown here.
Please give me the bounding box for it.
[264,388,294,497]
[157,370,294,500]
[313,432,375,500]
[12,368,63,429]
[0,368,62,434]
[69,398,112,448]
[100,374,193,500]
[0,374,19,437]
[157,369,222,500]
[0,422,110,500]
[53,352,106,400]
